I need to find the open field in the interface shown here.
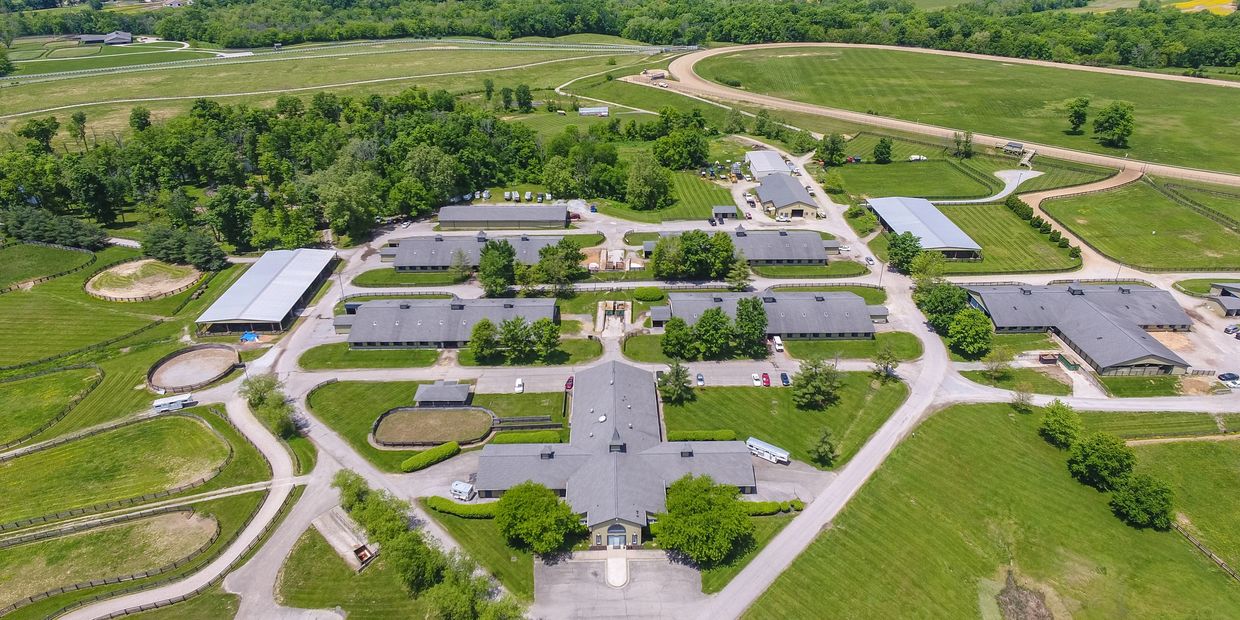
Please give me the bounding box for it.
[699,514,794,594]
[696,47,1240,173]
[507,109,646,140]
[0,244,92,289]
[839,160,992,199]
[472,391,567,422]
[1136,441,1240,567]
[1167,183,1240,221]
[745,403,1240,618]
[597,171,737,222]
[0,511,217,610]
[1079,411,1221,439]
[0,367,100,446]
[1044,181,1240,270]
[939,204,1081,274]
[13,48,218,76]
[663,376,909,469]
[298,342,439,370]
[457,338,603,366]
[126,587,239,620]
[373,408,493,444]
[277,529,430,618]
[307,380,425,471]
[960,367,1072,395]
[421,503,535,600]
[1100,375,1182,397]
[0,415,229,524]
[784,332,924,362]
[46,341,183,437]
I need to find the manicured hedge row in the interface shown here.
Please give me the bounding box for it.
[490,430,563,444]
[633,287,665,302]
[667,429,738,441]
[742,499,805,516]
[400,441,460,472]
[423,496,496,519]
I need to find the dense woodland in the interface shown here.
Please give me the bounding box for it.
[3,0,1240,70]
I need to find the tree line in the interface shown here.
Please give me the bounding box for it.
[5,0,1240,73]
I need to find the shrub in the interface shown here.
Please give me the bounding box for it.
[1069,246,1081,258]
[495,481,583,554]
[787,498,805,511]
[0,205,108,250]
[1038,399,1082,449]
[1031,215,1044,228]
[1049,231,1061,242]
[741,501,784,516]
[400,442,461,472]
[667,429,738,441]
[490,430,563,444]
[1039,222,1053,234]
[633,286,665,302]
[1067,433,1134,491]
[720,78,742,87]
[424,496,497,519]
[1058,238,1071,248]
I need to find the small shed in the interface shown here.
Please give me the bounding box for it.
[579,106,609,117]
[414,380,472,407]
[712,205,739,220]
[312,506,378,572]
[1002,141,1024,155]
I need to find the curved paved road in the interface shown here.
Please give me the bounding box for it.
[666,44,1240,187]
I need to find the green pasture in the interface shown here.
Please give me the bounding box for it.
[277,529,430,618]
[1163,180,1240,221]
[0,244,93,289]
[959,367,1072,395]
[1079,411,1220,439]
[838,160,992,199]
[1044,180,1240,270]
[784,332,924,361]
[1175,278,1240,296]
[15,50,217,76]
[298,343,439,370]
[421,504,535,600]
[0,510,217,610]
[306,380,426,471]
[940,204,1081,274]
[744,403,1240,619]
[662,376,909,469]
[698,47,1240,173]
[0,367,100,446]
[1136,440,1240,567]
[597,171,737,222]
[0,415,229,524]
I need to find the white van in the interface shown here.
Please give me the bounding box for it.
[772,336,784,352]
[450,481,476,502]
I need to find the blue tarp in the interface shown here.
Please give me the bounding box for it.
[239,331,259,342]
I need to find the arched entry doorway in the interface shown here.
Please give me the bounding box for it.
[607,524,627,547]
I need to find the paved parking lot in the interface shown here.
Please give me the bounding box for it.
[530,552,705,619]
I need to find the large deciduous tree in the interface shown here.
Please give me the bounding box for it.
[1067,432,1135,491]
[1110,473,1174,530]
[692,307,734,360]
[478,239,516,297]
[1093,101,1135,148]
[495,481,583,554]
[658,360,694,404]
[734,296,768,358]
[946,308,993,357]
[625,155,672,211]
[653,475,754,567]
[792,357,843,410]
[886,232,922,273]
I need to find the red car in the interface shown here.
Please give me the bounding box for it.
[565,376,574,391]
[761,373,771,387]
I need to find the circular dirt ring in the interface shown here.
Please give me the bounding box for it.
[373,408,494,446]
[87,259,201,302]
[148,345,240,393]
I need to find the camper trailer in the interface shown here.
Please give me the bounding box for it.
[153,393,197,413]
[746,437,790,464]
[451,481,477,501]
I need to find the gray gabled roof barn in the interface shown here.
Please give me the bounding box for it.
[662,290,879,337]
[438,205,567,226]
[197,248,335,325]
[867,197,981,252]
[382,233,561,268]
[414,380,472,404]
[339,298,556,345]
[754,173,813,208]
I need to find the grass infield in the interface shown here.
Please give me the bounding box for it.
[298,342,439,370]
[372,408,493,445]
[277,528,430,618]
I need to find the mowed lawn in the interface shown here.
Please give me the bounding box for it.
[1135,441,1240,568]
[0,416,229,524]
[0,244,92,288]
[1044,180,1240,270]
[1168,182,1240,222]
[298,342,439,370]
[940,204,1081,274]
[598,171,737,222]
[421,504,535,600]
[1079,410,1221,439]
[306,380,425,472]
[1175,277,1240,296]
[840,160,993,200]
[697,47,1240,173]
[784,331,924,361]
[960,367,1072,395]
[663,376,909,468]
[0,367,100,446]
[744,404,1240,619]
[0,511,217,609]
[277,529,430,619]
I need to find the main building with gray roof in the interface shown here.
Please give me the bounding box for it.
[334,297,557,348]
[380,232,562,271]
[650,290,886,339]
[754,174,814,218]
[473,361,756,546]
[867,197,981,258]
[437,205,568,230]
[642,226,833,265]
[964,284,1191,376]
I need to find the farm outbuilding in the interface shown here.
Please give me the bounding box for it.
[1206,283,1240,317]
[196,248,336,333]
[650,290,885,339]
[579,106,610,117]
[642,227,831,266]
[712,205,739,220]
[78,31,132,45]
[866,197,981,259]
[754,174,814,219]
[414,380,472,407]
[437,205,568,230]
[745,151,788,178]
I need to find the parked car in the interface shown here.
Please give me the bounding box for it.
[565,376,574,391]
[474,190,482,200]
[545,193,553,201]
[524,191,533,201]
[537,194,544,203]
[751,373,762,387]
[805,185,815,196]
[761,373,771,387]
[512,192,520,202]
[503,191,512,200]
[865,256,876,265]
[839,244,851,252]
[1219,372,1238,382]
[708,218,717,226]
[514,378,524,393]
[696,373,705,387]
[401,220,412,229]
[482,190,491,199]
[1225,324,1240,335]
[569,212,582,221]
[780,372,791,387]
[745,211,753,220]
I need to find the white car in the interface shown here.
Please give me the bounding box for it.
[514,378,524,393]
[909,155,928,162]
[751,373,762,387]
[865,256,876,265]
[839,244,851,252]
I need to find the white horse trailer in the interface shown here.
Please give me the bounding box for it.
[153,393,196,413]
[747,437,790,464]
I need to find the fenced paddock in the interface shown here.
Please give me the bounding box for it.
[147,345,240,394]
[372,407,495,447]
[85,259,202,303]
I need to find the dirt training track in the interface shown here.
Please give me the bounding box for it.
[667,43,1240,188]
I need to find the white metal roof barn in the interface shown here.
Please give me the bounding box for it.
[744,150,789,178]
[196,248,336,333]
[866,197,982,257]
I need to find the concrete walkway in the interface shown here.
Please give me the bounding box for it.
[933,169,1044,205]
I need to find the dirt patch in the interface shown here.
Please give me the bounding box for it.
[996,571,1053,620]
[149,347,238,391]
[1180,376,1218,396]
[1150,330,1193,352]
[373,408,493,445]
[86,259,200,300]
[1032,364,1071,385]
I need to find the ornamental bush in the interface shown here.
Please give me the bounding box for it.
[741,501,784,516]
[400,442,460,472]
[633,286,665,302]
[1069,246,1081,258]
[1059,238,1071,248]
[1049,231,1061,242]
[424,496,497,519]
[667,429,738,441]
[490,430,563,444]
